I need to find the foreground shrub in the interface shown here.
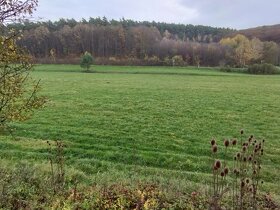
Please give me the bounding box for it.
[52,183,210,209]
[247,63,279,74]
[0,137,279,209]
[0,162,51,209]
[0,164,207,209]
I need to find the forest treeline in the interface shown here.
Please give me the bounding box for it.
[7,17,280,67]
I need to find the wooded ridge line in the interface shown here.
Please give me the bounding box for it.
[5,18,280,67]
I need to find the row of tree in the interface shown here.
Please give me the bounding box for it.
[8,17,234,41]
[9,20,280,67]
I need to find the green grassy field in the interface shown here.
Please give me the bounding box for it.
[1,65,280,197]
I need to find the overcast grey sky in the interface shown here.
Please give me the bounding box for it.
[33,0,280,29]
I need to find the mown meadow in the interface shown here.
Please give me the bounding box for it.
[0,65,280,201]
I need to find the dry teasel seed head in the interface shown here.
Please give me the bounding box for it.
[236,170,240,175]
[232,139,237,146]
[237,152,241,159]
[210,139,216,146]
[241,181,245,188]
[240,129,244,135]
[221,172,225,177]
[224,167,229,175]
[243,146,247,152]
[246,178,250,184]
[215,160,221,169]
[224,139,230,147]
[248,156,252,161]
[212,145,218,153]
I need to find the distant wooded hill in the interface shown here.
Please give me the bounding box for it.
[235,24,280,43]
[5,17,280,67]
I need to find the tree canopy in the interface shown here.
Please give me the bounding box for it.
[0,0,45,131]
[0,0,38,24]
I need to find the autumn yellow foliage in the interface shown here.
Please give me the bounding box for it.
[220,34,263,67]
[0,33,45,130]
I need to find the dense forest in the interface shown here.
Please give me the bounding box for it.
[7,17,280,67]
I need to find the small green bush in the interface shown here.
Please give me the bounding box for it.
[80,52,93,72]
[247,63,279,75]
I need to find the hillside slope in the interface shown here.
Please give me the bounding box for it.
[236,24,280,43]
